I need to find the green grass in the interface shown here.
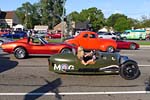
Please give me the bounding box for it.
[48,38,63,43]
[136,41,150,45]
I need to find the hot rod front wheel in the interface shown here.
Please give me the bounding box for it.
[119,61,141,80]
[60,48,72,54]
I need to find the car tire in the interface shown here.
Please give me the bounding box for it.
[139,37,142,40]
[106,46,115,53]
[0,40,3,46]
[119,61,140,80]
[14,47,27,59]
[146,37,150,41]
[130,44,136,50]
[123,37,127,40]
[60,48,72,54]
[112,37,116,40]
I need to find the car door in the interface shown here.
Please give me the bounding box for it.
[82,33,100,50]
[116,40,128,49]
[28,38,50,55]
[78,33,89,49]
[105,33,113,39]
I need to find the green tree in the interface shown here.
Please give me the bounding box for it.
[107,13,127,28]
[68,7,105,31]
[140,16,150,28]
[40,0,65,29]
[16,0,65,29]
[114,17,130,32]
[68,11,80,22]
[16,2,37,29]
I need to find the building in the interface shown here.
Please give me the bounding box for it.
[53,22,67,32]
[34,25,48,32]
[0,10,20,28]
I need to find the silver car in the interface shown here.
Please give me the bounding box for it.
[97,32,117,39]
[0,37,14,46]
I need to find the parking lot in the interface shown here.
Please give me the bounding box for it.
[0,47,150,100]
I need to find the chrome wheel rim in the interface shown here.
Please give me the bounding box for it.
[107,47,114,53]
[130,44,136,50]
[15,48,26,58]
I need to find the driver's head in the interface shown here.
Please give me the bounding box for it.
[77,46,83,52]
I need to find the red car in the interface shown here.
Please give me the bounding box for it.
[146,33,150,41]
[46,32,63,39]
[1,36,76,59]
[0,30,9,36]
[116,39,140,50]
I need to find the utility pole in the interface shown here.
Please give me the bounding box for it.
[25,4,28,29]
[61,0,66,42]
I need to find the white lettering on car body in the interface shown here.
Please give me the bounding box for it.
[54,64,75,71]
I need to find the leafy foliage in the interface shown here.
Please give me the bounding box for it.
[68,7,105,31]
[15,1,150,32]
[16,0,64,29]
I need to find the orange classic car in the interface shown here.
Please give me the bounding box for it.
[64,31,117,52]
[1,36,76,59]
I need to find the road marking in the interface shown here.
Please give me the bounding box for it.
[140,48,150,49]
[0,91,150,95]
[139,65,150,67]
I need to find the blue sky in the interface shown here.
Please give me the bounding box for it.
[0,0,150,19]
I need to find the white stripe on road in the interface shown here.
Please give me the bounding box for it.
[139,65,150,67]
[0,91,150,95]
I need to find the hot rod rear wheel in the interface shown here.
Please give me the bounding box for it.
[119,61,140,80]
[14,47,27,59]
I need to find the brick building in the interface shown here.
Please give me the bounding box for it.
[0,10,20,28]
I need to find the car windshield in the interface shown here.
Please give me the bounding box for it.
[39,37,48,44]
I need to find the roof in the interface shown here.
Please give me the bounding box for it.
[75,21,90,29]
[0,11,15,19]
[53,22,66,31]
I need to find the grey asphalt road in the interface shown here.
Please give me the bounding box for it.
[0,47,150,100]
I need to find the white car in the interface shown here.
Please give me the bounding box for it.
[97,32,117,39]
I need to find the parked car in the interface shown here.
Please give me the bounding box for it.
[34,31,47,38]
[0,30,10,36]
[46,32,63,39]
[146,33,150,41]
[1,31,27,39]
[116,39,140,50]
[0,37,14,46]
[48,51,140,80]
[1,36,76,59]
[120,29,147,40]
[64,31,117,53]
[97,32,117,39]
